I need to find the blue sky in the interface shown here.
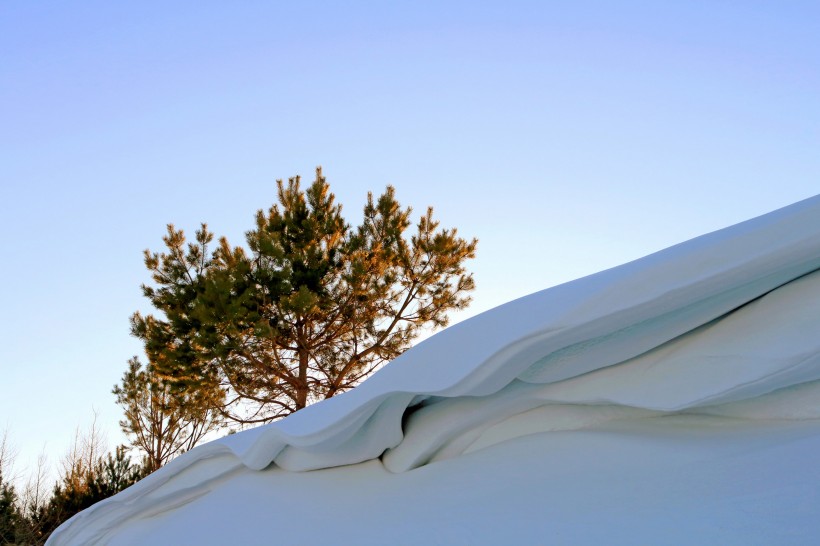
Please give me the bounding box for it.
[1,1,818,478]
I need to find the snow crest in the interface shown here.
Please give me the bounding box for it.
[48,195,820,545]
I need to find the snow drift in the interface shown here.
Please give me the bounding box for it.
[49,196,820,545]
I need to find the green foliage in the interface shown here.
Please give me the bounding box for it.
[0,429,146,546]
[113,357,223,473]
[132,168,477,424]
[0,432,22,545]
[36,447,146,544]
[0,470,22,544]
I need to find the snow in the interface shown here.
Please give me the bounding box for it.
[48,195,820,545]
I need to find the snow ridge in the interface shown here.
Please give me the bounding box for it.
[48,195,820,545]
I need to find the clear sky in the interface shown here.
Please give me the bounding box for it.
[1,1,818,481]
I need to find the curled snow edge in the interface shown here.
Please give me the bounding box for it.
[48,195,820,545]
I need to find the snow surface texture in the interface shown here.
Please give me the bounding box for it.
[50,196,820,545]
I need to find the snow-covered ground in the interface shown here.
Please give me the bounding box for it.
[49,195,820,545]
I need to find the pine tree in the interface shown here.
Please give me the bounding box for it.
[131,168,477,424]
[113,357,222,472]
[38,445,146,544]
[0,431,21,545]
[0,469,21,544]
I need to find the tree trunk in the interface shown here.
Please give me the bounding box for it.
[296,347,309,410]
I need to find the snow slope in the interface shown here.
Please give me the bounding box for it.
[49,196,820,545]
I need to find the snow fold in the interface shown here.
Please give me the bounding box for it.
[48,195,820,545]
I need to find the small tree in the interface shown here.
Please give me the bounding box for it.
[0,432,21,545]
[0,470,21,545]
[86,447,146,501]
[36,423,146,544]
[17,451,50,546]
[113,357,223,473]
[34,421,107,540]
[132,168,477,424]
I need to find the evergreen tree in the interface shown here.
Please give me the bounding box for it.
[0,470,21,545]
[113,357,223,473]
[38,447,145,544]
[132,168,477,424]
[86,447,147,501]
[0,431,21,545]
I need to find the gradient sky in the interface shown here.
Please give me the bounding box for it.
[2,1,818,480]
